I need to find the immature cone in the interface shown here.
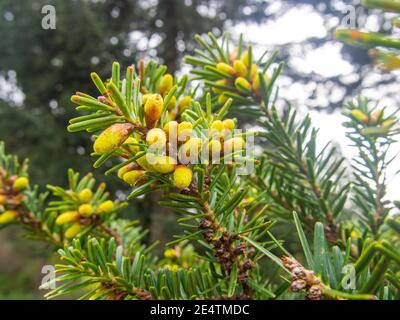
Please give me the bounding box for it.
[382,119,395,128]
[123,170,146,186]
[136,155,154,171]
[123,137,140,154]
[351,109,369,124]
[167,96,177,111]
[118,163,136,179]
[78,188,93,203]
[65,223,81,239]
[370,109,384,125]
[13,177,29,192]
[56,211,80,225]
[241,50,249,66]
[211,120,224,132]
[233,60,247,77]
[152,156,176,174]
[252,74,269,94]
[223,119,235,131]
[78,204,94,217]
[209,120,224,139]
[97,200,115,213]
[164,248,178,259]
[144,94,164,128]
[159,74,173,96]
[93,123,134,154]
[142,94,150,105]
[216,62,235,76]
[178,96,192,113]
[0,210,18,224]
[0,194,7,205]
[234,77,252,94]
[250,64,258,80]
[173,166,193,189]
[218,94,229,105]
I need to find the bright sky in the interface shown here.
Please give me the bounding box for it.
[232,4,399,201]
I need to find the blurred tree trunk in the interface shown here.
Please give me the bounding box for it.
[158,0,179,72]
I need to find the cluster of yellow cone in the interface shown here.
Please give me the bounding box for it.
[55,187,115,238]
[0,176,29,224]
[214,50,269,104]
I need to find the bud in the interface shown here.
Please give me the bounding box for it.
[222,119,235,131]
[382,119,395,128]
[233,60,247,77]
[178,121,193,134]
[78,188,93,203]
[0,210,18,224]
[64,223,81,239]
[178,121,193,143]
[97,200,115,213]
[79,204,94,217]
[252,73,269,94]
[142,93,150,105]
[178,96,192,113]
[118,163,135,179]
[216,62,235,76]
[211,120,225,132]
[241,50,249,66]
[168,110,177,121]
[250,64,258,80]
[152,156,176,174]
[123,137,140,154]
[144,94,164,127]
[218,94,229,105]
[93,123,134,154]
[166,96,177,111]
[173,166,193,189]
[56,211,80,225]
[136,155,154,171]
[350,230,360,239]
[0,194,7,205]
[146,128,167,149]
[224,137,245,154]
[13,177,29,192]
[164,248,177,259]
[123,170,146,186]
[234,77,252,94]
[370,109,384,125]
[209,120,224,139]
[351,109,369,124]
[164,264,180,271]
[159,74,173,96]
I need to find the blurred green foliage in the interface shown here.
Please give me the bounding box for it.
[0,0,270,298]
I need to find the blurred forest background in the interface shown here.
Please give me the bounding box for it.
[0,0,399,298]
